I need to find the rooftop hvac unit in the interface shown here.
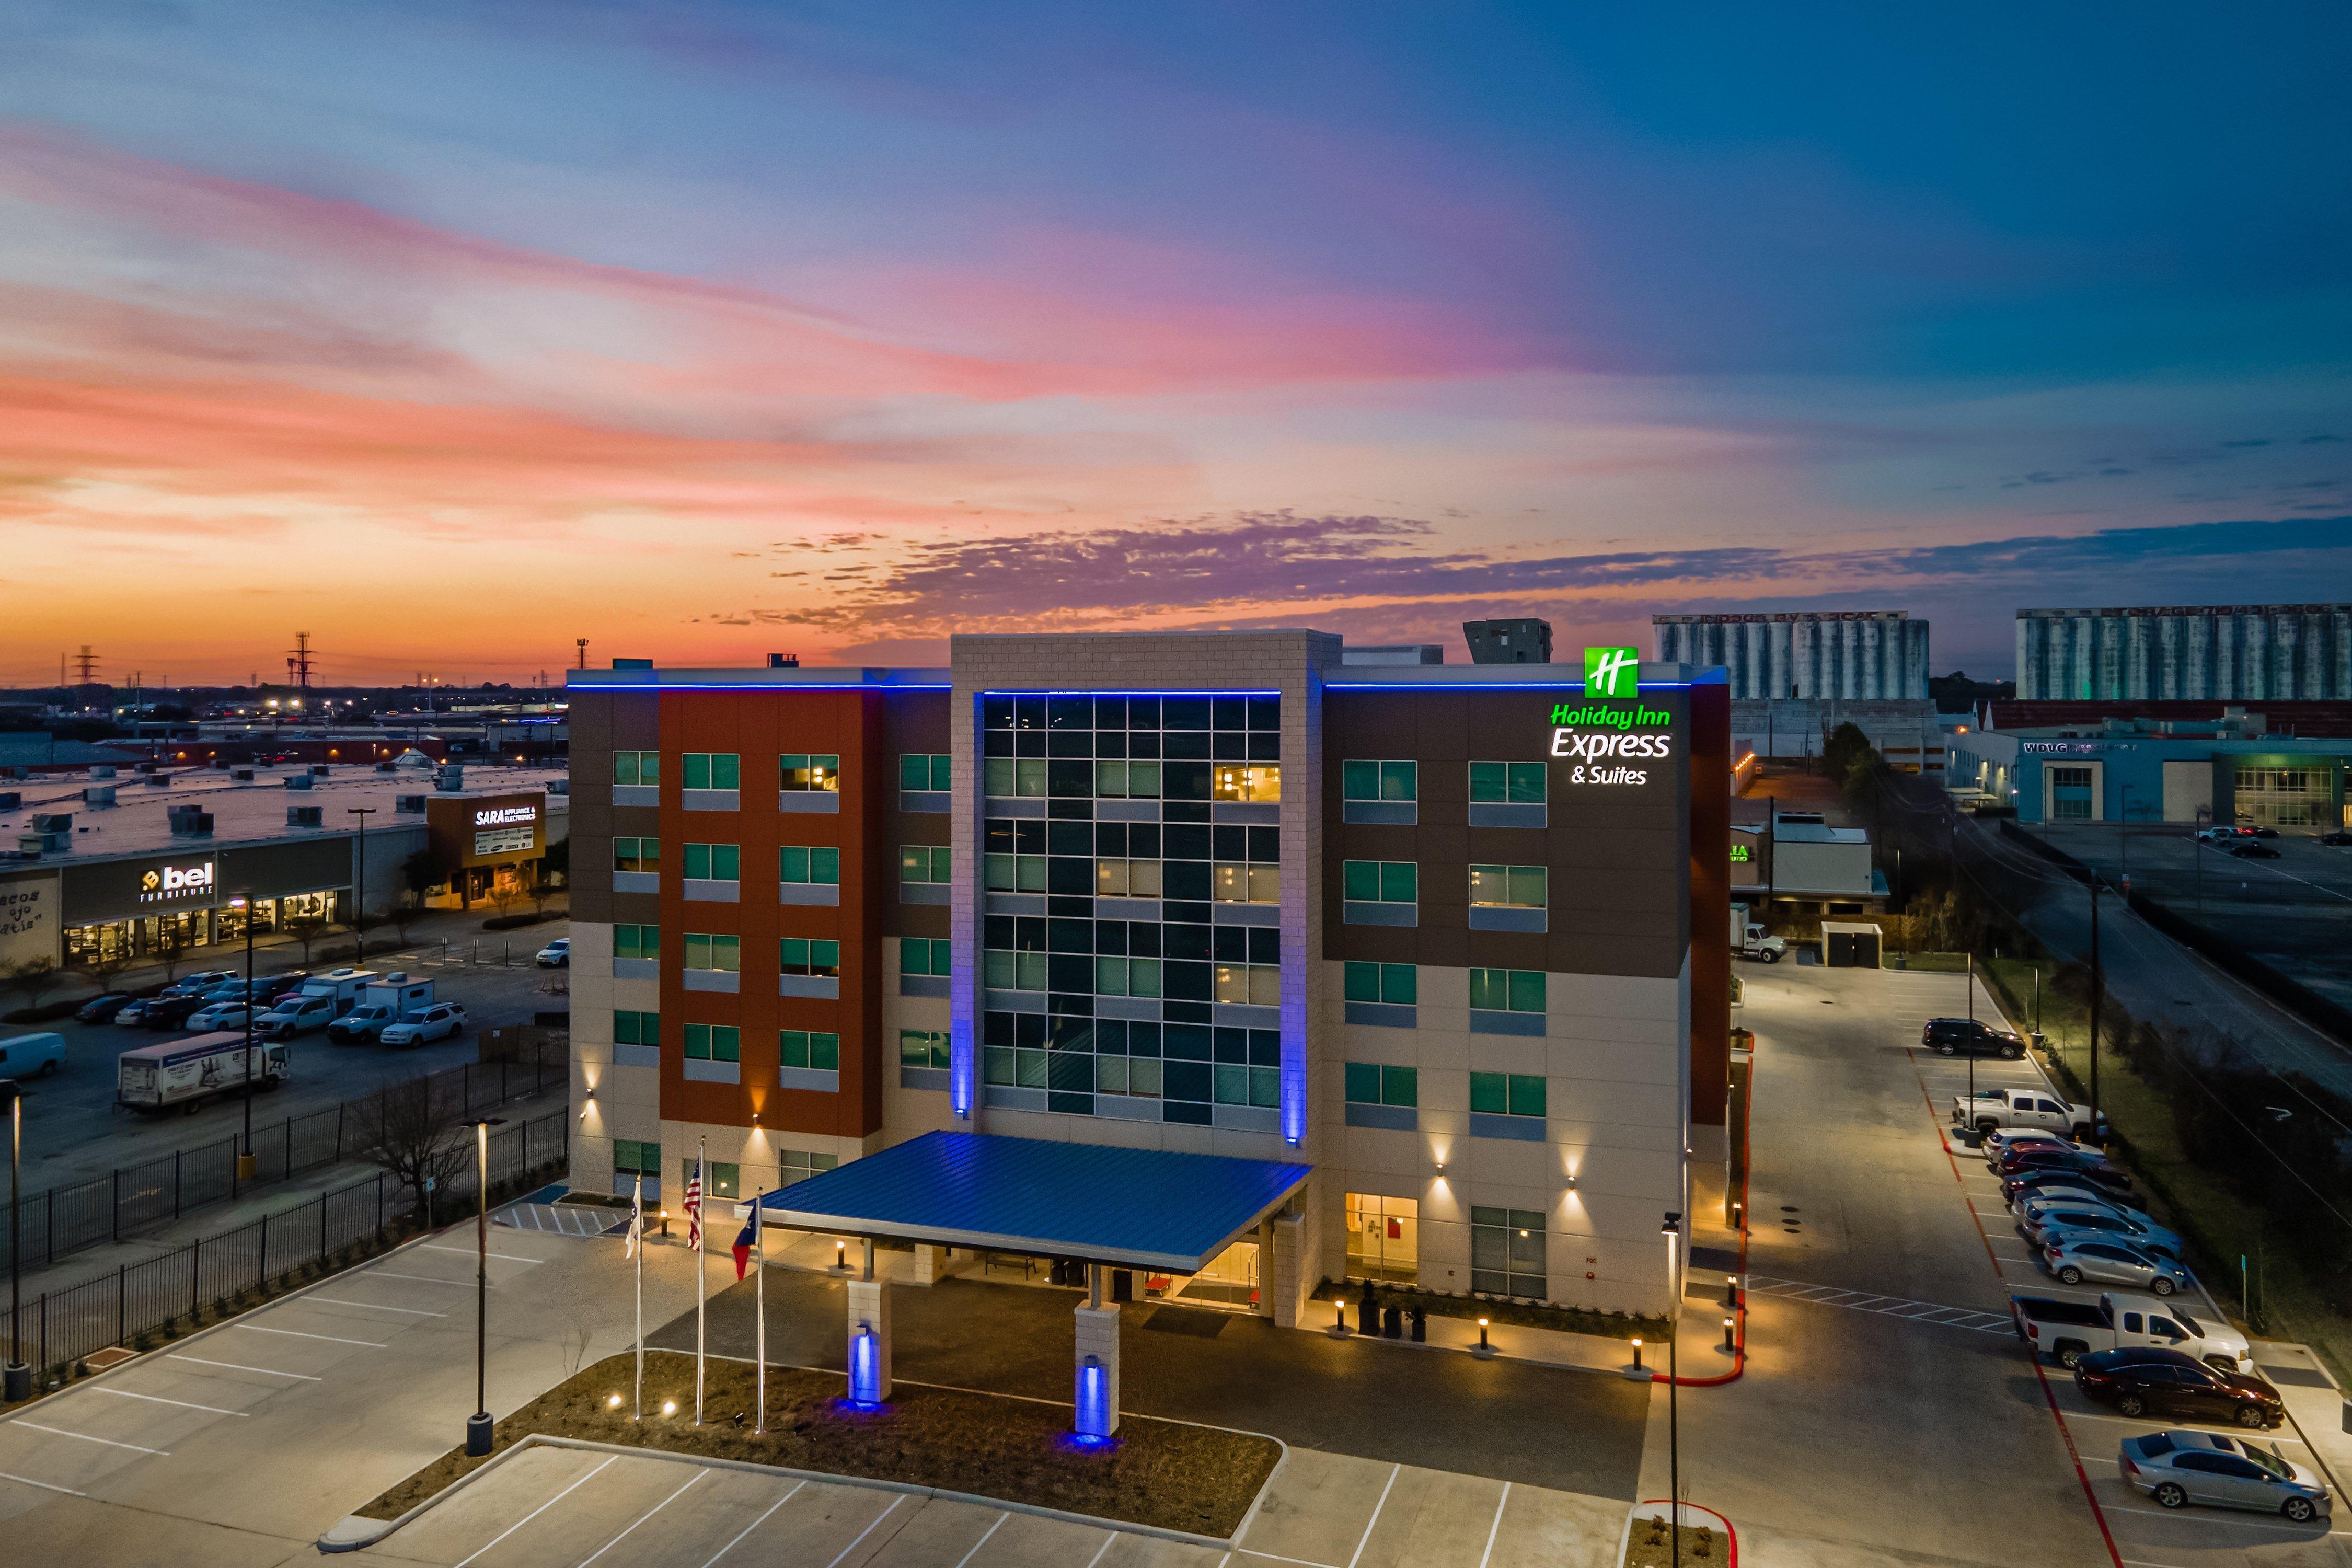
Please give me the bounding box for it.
[395,794,426,813]
[0,793,18,812]
[375,761,397,773]
[83,785,117,808]
[167,811,214,837]
[287,805,324,827]
[547,779,569,795]
[31,813,72,835]
[436,766,465,792]
[15,834,61,856]
[144,773,171,787]
[311,764,330,776]
[134,761,157,774]
[233,768,255,781]
[284,773,314,790]
[90,765,117,779]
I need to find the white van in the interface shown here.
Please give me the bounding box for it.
[0,1032,66,1078]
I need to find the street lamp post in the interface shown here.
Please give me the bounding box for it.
[465,1116,506,1456]
[233,894,258,1184]
[3,1078,26,1402]
[348,808,376,960]
[1662,1210,1682,1566]
[2088,878,2102,1136]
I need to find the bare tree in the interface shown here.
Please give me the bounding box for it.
[488,877,526,924]
[282,907,329,965]
[1,956,64,1018]
[388,887,425,947]
[149,917,192,983]
[77,945,132,998]
[347,1073,472,1228]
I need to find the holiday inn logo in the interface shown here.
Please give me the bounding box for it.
[1584,644,1639,699]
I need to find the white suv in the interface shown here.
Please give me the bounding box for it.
[379,1002,469,1047]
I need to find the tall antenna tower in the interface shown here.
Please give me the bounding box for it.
[73,645,99,688]
[286,631,316,694]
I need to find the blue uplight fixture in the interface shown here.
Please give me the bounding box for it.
[1074,1355,1112,1441]
[849,1325,883,1405]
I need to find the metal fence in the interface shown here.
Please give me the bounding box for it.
[1,1051,565,1272]
[1,1109,569,1378]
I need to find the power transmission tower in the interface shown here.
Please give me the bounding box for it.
[286,631,315,694]
[73,645,99,688]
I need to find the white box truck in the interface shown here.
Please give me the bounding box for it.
[327,974,435,1045]
[117,1031,289,1115]
[296,969,379,1017]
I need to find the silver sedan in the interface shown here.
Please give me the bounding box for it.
[2121,1429,2330,1522]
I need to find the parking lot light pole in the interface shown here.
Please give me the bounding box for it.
[2089,879,2102,1131]
[348,808,376,959]
[1663,1211,1682,1567]
[232,894,258,1183]
[3,1079,26,1402]
[464,1116,507,1456]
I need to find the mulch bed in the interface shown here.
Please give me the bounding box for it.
[1623,1516,1726,1566]
[360,1350,1277,1537]
[1312,1279,1669,1341]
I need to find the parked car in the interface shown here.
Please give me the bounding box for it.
[183,1002,253,1033]
[2043,1236,2193,1296]
[76,993,136,1024]
[1922,1018,2025,1058]
[326,1002,401,1045]
[2077,1347,2285,1429]
[1983,1127,2079,1163]
[2120,1429,2328,1520]
[2230,842,2281,860]
[378,1002,469,1047]
[258,973,313,1006]
[2319,830,2352,847]
[536,938,570,969]
[2005,1173,2148,1214]
[196,981,250,1004]
[2013,1292,2251,1373]
[1952,1087,2103,1139]
[140,995,206,1030]
[2020,1201,2184,1260]
[162,970,237,998]
[2196,826,2250,844]
[1998,1143,2126,1180]
[255,994,335,1039]
[2247,825,2280,839]
[2004,1165,2137,1206]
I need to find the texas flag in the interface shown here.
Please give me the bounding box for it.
[731,1204,760,1281]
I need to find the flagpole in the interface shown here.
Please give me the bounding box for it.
[754,1187,767,1437]
[632,1171,644,1422]
[695,1138,707,1426]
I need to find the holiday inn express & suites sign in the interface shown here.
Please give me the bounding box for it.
[1551,648,1677,785]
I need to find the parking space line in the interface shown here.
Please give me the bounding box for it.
[1345,1465,1401,1568]
[2098,1500,2352,1537]
[305,1297,448,1317]
[0,1469,86,1496]
[420,1244,542,1264]
[951,1512,1008,1568]
[577,1468,706,1567]
[363,1271,485,1287]
[234,1324,386,1348]
[9,1420,168,1456]
[168,1355,321,1380]
[93,1388,249,1416]
[1477,1481,1511,1568]
[1082,1530,1117,1568]
[695,1479,803,1568]
[1238,1551,1335,1567]
[822,1493,905,1568]
[1744,1275,2011,1333]
[452,1453,619,1568]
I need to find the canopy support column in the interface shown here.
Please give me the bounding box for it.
[847,1246,891,1405]
[1074,1263,1120,1439]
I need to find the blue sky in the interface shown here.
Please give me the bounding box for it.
[1,2,2345,679]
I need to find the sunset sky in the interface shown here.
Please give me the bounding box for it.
[4,3,2348,686]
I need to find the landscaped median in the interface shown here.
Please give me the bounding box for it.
[358,1349,1279,1539]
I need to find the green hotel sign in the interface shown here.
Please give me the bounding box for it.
[1585,644,1640,699]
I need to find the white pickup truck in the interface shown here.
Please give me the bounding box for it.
[1952,1086,2103,1140]
[2012,1291,2251,1373]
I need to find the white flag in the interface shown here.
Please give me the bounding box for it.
[625,1177,643,1258]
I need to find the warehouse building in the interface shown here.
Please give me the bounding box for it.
[2016,605,2352,702]
[564,632,1731,1327]
[1949,714,2352,828]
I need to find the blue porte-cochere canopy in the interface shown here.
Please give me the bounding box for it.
[740,1131,1313,1274]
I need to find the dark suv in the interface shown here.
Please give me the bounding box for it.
[1922,1018,2025,1059]
[2077,1348,2285,1429]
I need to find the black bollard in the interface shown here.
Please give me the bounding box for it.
[1357,1279,1378,1336]
[1383,1305,1402,1339]
[1409,1307,1426,1342]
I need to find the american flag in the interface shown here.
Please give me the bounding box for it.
[684,1161,704,1249]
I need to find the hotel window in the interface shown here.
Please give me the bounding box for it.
[1343,962,1417,1006]
[613,751,659,787]
[707,1162,741,1200]
[1470,969,1547,1013]
[900,754,952,791]
[778,939,841,977]
[1344,1062,1418,1108]
[1213,763,1281,802]
[780,754,840,792]
[779,846,840,884]
[1470,1207,1547,1299]
[1093,759,1163,798]
[1342,760,1417,802]
[683,934,740,972]
[613,1139,660,1177]
[683,844,740,882]
[1469,1071,1547,1120]
[984,949,1050,992]
[1469,762,1547,805]
[1096,857,1163,896]
[683,1024,741,1062]
[1214,963,1281,1007]
[1469,864,1548,908]
[613,1009,659,1045]
[614,924,660,961]
[1212,833,1280,903]
[778,1148,839,1182]
[983,758,1048,798]
[900,1030,951,1069]
[1094,955,1163,997]
[901,937,951,977]
[1343,860,1419,905]
[613,837,660,873]
[682,753,740,790]
[900,845,952,885]
[780,1030,840,1071]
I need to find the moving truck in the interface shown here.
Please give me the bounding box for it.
[296,969,379,1014]
[117,1031,289,1115]
[327,975,435,1045]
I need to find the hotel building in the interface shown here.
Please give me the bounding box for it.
[564,631,1730,1322]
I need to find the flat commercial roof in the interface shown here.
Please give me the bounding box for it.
[739,1130,1312,1273]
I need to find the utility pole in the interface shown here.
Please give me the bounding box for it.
[2089,879,2102,1130]
[348,809,376,958]
[575,639,587,670]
